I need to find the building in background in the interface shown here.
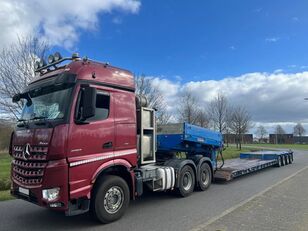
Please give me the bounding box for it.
[269,134,293,144]
[293,136,308,144]
[223,134,253,144]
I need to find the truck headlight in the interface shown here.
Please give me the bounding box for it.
[42,188,60,201]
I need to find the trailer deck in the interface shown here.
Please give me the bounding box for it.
[214,150,294,181]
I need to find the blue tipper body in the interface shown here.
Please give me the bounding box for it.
[156,123,223,167]
[157,123,223,151]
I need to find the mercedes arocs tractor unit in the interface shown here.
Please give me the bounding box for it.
[9,53,293,223]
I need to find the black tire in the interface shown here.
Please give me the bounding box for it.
[91,175,130,223]
[198,162,212,191]
[176,165,195,197]
[280,155,285,166]
[284,155,289,165]
[276,156,281,167]
[288,154,292,164]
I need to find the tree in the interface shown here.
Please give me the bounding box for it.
[229,105,252,150]
[256,125,268,142]
[0,120,13,150]
[177,89,200,124]
[207,94,228,133]
[0,36,49,119]
[275,125,285,135]
[195,109,209,128]
[135,75,171,125]
[274,125,286,144]
[293,123,306,136]
[224,108,233,147]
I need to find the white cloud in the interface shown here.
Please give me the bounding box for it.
[265,37,280,43]
[0,0,141,49]
[151,71,308,132]
[274,69,284,73]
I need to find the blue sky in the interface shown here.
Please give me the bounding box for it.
[56,0,308,81]
[2,0,308,133]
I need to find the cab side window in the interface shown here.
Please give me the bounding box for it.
[88,91,110,121]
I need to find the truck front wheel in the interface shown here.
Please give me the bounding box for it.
[91,175,130,223]
[177,165,195,197]
[198,162,212,191]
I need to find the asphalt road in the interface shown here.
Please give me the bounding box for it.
[1,150,307,231]
[195,165,308,231]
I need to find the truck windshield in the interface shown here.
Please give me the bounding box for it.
[20,84,73,121]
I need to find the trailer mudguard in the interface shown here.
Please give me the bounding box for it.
[163,159,197,188]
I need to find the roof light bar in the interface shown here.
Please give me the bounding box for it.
[54,52,62,61]
[34,52,80,73]
[48,54,54,64]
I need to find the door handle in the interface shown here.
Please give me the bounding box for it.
[103,142,113,149]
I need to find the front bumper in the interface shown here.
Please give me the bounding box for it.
[11,159,68,211]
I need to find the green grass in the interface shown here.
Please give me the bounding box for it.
[0,153,11,180]
[243,143,308,151]
[0,153,13,201]
[0,190,13,201]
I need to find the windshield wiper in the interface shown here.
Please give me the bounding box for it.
[17,119,29,128]
[30,116,48,120]
[30,116,50,126]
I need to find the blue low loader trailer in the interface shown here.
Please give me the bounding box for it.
[155,123,293,186]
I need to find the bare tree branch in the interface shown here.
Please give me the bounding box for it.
[135,75,171,125]
[256,125,268,142]
[0,35,49,119]
[207,94,229,133]
[293,123,305,136]
[176,89,201,124]
[229,105,252,150]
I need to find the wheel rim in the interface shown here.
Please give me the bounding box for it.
[182,171,193,191]
[200,168,210,186]
[104,186,124,214]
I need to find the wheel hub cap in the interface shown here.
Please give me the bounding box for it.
[104,186,124,214]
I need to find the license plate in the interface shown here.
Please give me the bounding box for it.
[18,187,29,196]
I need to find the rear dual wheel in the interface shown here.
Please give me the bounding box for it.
[177,165,195,197]
[198,163,212,191]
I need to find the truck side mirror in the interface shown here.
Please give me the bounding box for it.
[82,86,96,120]
[12,93,21,103]
[12,92,32,106]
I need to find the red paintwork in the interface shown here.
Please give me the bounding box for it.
[11,59,138,212]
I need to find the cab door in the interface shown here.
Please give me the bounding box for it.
[67,85,114,199]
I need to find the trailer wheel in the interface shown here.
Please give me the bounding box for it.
[280,155,285,166]
[177,165,195,197]
[198,162,212,191]
[284,155,289,165]
[91,175,130,223]
[288,154,292,164]
[276,157,281,167]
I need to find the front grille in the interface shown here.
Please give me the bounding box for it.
[12,145,48,186]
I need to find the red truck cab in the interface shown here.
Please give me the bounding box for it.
[11,53,138,222]
[11,53,216,224]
